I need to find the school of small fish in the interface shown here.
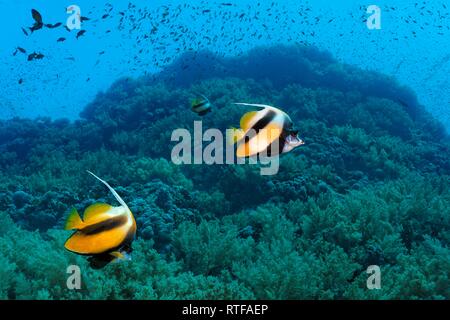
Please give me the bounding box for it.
[5,1,448,116]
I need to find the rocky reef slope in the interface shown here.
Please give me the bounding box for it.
[0,45,448,299]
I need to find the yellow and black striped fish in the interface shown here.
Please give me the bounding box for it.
[64,171,136,269]
[191,94,212,116]
[229,103,305,158]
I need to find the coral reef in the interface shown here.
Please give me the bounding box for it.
[0,45,448,299]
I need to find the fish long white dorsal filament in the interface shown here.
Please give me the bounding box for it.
[233,102,272,109]
[86,171,131,213]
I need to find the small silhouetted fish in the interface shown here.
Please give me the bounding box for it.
[45,22,62,29]
[30,9,44,32]
[27,52,44,61]
[57,37,66,42]
[31,9,42,24]
[102,14,109,19]
[18,78,23,84]
[80,16,90,21]
[76,30,86,39]
[21,27,29,36]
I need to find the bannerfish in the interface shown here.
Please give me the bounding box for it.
[191,94,212,116]
[64,171,136,269]
[229,103,305,158]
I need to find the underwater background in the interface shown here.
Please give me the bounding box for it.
[0,0,449,299]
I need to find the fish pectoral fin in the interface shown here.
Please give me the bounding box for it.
[83,203,112,222]
[240,111,257,131]
[64,208,84,230]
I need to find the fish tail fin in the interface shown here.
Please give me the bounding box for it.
[64,207,84,230]
[87,253,116,269]
[86,171,130,212]
[226,127,244,145]
[110,250,132,261]
[198,109,211,116]
[88,250,131,269]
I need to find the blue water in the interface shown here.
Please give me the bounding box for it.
[0,0,449,129]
